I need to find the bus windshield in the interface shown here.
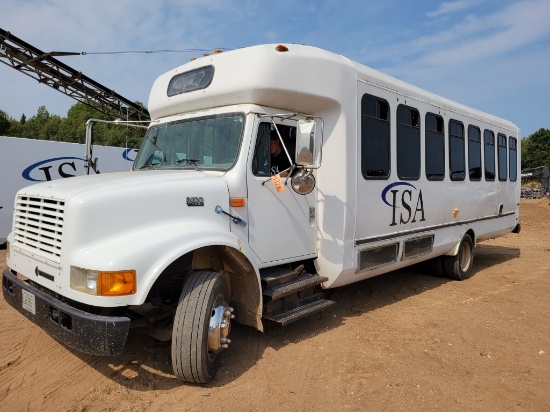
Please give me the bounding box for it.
[134,113,245,171]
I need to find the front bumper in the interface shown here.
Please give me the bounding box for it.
[2,268,130,356]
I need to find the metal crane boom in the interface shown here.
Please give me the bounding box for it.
[0,28,150,121]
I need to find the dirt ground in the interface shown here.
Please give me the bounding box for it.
[1,199,549,412]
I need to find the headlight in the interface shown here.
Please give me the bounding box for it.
[71,266,136,296]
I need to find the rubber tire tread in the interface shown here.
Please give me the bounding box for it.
[442,234,474,281]
[171,270,229,383]
[424,256,445,278]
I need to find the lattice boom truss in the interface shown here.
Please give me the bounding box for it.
[0,28,150,121]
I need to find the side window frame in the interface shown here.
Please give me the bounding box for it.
[484,129,495,181]
[449,119,465,181]
[361,94,391,180]
[467,125,482,181]
[251,122,296,177]
[497,133,507,182]
[425,112,445,181]
[396,104,420,180]
[509,136,517,182]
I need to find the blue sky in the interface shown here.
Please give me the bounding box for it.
[1,0,549,138]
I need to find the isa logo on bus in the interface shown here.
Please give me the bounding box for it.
[382,182,426,227]
[22,157,85,182]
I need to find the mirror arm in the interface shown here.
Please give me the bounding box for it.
[260,166,295,186]
[269,118,294,167]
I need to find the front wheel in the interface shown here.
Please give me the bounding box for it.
[443,234,474,281]
[171,270,234,383]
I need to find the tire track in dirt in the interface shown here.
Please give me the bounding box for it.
[0,311,104,410]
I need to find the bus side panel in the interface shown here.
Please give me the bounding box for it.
[345,82,519,287]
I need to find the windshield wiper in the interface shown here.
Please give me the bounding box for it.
[175,158,200,171]
[139,152,167,169]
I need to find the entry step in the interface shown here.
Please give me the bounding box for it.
[263,274,328,300]
[263,298,336,326]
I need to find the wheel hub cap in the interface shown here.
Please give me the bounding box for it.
[208,294,234,356]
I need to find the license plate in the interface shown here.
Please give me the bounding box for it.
[22,289,36,315]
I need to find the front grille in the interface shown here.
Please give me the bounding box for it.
[13,195,65,264]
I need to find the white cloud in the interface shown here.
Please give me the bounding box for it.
[419,0,550,66]
[426,1,473,18]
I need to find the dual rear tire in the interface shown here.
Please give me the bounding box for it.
[427,234,474,281]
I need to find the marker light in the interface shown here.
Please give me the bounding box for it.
[230,198,246,207]
[275,45,289,52]
[71,266,136,296]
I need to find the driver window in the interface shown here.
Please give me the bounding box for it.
[252,122,296,176]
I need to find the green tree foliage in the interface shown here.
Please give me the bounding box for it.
[0,102,145,148]
[522,128,550,170]
[0,109,11,135]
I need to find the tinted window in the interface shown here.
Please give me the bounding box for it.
[484,130,495,181]
[134,113,243,171]
[498,133,507,181]
[425,113,445,181]
[361,94,390,179]
[449,120,465,181]
[397,105,420,180]
[509,136,517,182]
[468,126,482,181]
[167,66,214,96]
[252,122,296,176]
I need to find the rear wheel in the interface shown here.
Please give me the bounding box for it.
[171,270,234,383]
[443,234,474,281]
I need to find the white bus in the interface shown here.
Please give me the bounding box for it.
[2,44,520,384]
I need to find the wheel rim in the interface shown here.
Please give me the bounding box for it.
[207,293,234,361]
[459,241,472,272]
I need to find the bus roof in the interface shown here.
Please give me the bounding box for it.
[148,44,517,132]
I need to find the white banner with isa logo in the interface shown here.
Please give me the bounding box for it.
[0,136,137,243]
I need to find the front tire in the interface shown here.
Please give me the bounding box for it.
[171,270,234,383]
[443,234,474,281]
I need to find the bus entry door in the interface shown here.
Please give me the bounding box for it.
[246,120,318,263]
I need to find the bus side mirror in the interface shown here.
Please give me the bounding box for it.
[296,119,317,166]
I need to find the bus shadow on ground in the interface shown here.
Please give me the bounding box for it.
[76,243,519,389]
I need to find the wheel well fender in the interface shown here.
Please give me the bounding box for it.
[192,245,263,332]
[148,244,263,332]
[445,229,476,256]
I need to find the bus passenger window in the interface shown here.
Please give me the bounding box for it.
[397,105,420,180]
[361,94,390,179]
[449,120,465,181]
[509,137,518,182]
[484,130,495,181]
[498,133,507,181]
[425,113,445,181]
[468,126,482,181]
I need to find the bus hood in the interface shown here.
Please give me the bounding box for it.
[14,170,231,250]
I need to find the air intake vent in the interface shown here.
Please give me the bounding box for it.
[13,195,65,266]
[403,235,433,260]
[358,243,398,271]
